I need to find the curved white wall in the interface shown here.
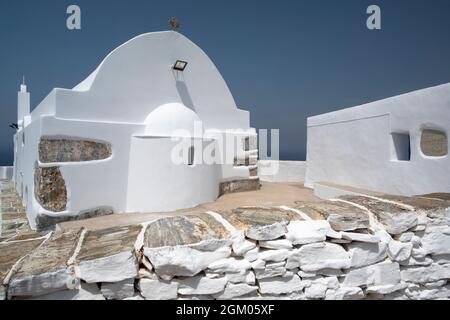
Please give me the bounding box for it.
[51,31,249,130]
[126,136,221,212]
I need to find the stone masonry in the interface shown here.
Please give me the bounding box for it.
[1,179,450,300]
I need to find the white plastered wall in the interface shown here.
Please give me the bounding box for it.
[126,136,221,212]
[14,31,257,228]
[305,83,450,196]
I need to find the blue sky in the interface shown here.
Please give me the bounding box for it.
[1,0,450,164]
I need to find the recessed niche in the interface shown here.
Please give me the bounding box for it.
[391,132,411,161]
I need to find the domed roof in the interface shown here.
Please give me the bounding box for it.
[144,103,202,137]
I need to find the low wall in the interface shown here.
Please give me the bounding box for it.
[2,189,449,300]
[258,161,306,183]
[0,167,13,180]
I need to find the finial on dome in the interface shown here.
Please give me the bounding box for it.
[169,17,180,31]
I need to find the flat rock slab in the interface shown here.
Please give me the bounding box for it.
[294,201,370,231]
[420,193,450,201]
[217,207,301,240]
[126,215,231,279]
[76,225,142,283]
[8,229,83,297]
[0,239,45,284]
[340,196,418,235]
[380,195,450,212]
[144,215,229,248]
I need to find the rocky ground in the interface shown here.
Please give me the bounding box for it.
[1,179,450,300]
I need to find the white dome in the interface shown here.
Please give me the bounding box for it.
[144,103,202,137]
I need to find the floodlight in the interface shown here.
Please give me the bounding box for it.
[173,60,188,71]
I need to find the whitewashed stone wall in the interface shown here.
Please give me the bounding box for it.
[1,188,449,300]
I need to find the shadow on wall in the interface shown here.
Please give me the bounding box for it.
[176,80,195,111]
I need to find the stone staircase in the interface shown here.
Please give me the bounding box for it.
[219,136,261,196]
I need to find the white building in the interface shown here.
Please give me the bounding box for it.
[13,31,259,230]
[305,83,450,196]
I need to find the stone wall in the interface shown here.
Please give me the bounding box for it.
[34,163,67,212]
[219,179,261,196]
[39,137,112,163]
[1,193,449,300]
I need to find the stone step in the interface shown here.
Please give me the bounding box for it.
[219,178,261,196]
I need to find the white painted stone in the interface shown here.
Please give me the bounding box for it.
[305,276,340,291]
[329,239,352,244]
[399,256,434,267]
[405,284,450,300]
[348,242,388,268]
[79,251,138,283]
[285,220,340,245]
[204,271,222,279]
[286,249,301,269]
[138,268,158,280]
[123,294,144,300]
[176,275,227,295]
[411,235,422,248]
[143,240,231,278]
[255,267,286,280]
[317,268,344,277]
[231,234,256,256]
[250,259,266,270]
[421,226,450,256]
[325,287,364,300]
[101,278,135,300]
[388,240,413,262]
[245,221,288,241]
[432,254,450,265]
[413,214,429,231]
[366,283,407,295]
[26,283,105,300]
[397,232,414,242]
[303,277,339,299]
[401,264,450,284]
[258,275,304,295]
[298,270,317,278]
[225,270,256,285]
[411,247,427,259]
[266,261,286,269]
[213,283,258,300]
[304,283,327,299]
[423,280,447,289]
[207,257,251,273]
[259,239,293,250]
[258,249,289,262]
[341,232,380,243]
[298,242,351,272]
[177,295,215,300]
[343,261,401,288]
[138,278,178,300]
[380,211,419,235]
[244,247,260,262]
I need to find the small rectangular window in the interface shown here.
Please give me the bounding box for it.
[188,146,194,166]
[244,137,250,151]
[391,132,411,161]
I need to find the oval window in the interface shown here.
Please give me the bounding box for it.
[421,129,448,157]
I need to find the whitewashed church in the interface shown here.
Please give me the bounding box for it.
[13,31,259,229]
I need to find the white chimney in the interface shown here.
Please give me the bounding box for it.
[17,77,30,128]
